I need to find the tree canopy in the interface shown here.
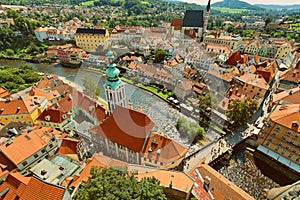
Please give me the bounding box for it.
[81,76,100,99]
[226,98,258,130]
[74,167,167,200]
[0,65,41,94]
[154,48,167,63]
[176,116,205,144]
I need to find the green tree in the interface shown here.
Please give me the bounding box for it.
[81,76,100,99]
[176,116,205,143]
[265,16,272,26]
[226,98,258,129]
[227,25,234,33]
[154,48,167,63]
[74,167,167,200]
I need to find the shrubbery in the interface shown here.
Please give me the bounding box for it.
[176,116,205,144]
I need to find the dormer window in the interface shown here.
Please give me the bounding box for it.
[157,149,161,155]
[292,121,298,128]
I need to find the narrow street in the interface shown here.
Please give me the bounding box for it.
[183,71,280,172]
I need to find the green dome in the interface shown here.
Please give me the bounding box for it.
[106,67,120,78]
[104,49,122,89]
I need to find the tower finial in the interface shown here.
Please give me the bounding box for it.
[206,0,211,12]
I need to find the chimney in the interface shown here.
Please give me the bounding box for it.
[169,181,173,188]
[41,170,47,176]
[128,102,132,110]
[137,105,142,113]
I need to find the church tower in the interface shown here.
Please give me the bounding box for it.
[203,0,211,33]
[104,50,126,114]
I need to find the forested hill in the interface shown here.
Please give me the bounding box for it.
[212,0,264,11]
[0,0,202,10]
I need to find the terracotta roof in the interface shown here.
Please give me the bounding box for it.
[280,61,300,83]
[256,60,277,83]
[37,108,70,123]
[189,168,213,200]
[142,132,188,164]
[236,73,269,90]
[0,126,59,165]
[207,69,233,82]
[191,163,255,200]
[0,172,67,200]
[50,90,106,122]
[273,87,300,105]
[28,86,60,102]
[128,61,139,69]
[90,106,155,152]
[36,74,64,89]
[135,168,194,193]
[22,175,66,200]
[0,172,30,200]
[0,87,9,98]
[56,138,80,155]
[193,82,207,95]
[270,104,300,133]
[183,67,196,78]
[171,18,183,30]
[0,96,46,115]
[69,152,127,188]
[225,51,243,66]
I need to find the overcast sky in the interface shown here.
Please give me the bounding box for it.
[180,0,300,5]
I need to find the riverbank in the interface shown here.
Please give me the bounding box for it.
[0,55,58,64]
[81,67,179,109]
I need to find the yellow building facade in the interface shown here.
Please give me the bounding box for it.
[0,96,47,125]
[74,28,109,52]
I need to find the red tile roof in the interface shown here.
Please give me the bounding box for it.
[36,74,60,89]
[28,86,60,102]
[56,138,80,155]
[136,169,194,194]
[189,168,213,200]
[225,51,243,66]
[270,104,300,133]
[0,172,68,200]
[190,163,255,200]
[0,126,59,165]
[142,132,188,164]
[0,96,46,115]
[171,18,183,30]
[90,106,155,152]
[0,87,9,98]
[280,60,300,83]
[69,152,127,189]
[50,90,107,122]
[37,108,70,123]
[22,176,67,200]
[236,72,269,90]
[273,87,300,105]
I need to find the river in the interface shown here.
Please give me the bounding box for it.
[0,59,197,146]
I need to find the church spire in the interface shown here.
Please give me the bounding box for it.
[104,49,121,90]
[104,49,126,114]
[206,0,211,12]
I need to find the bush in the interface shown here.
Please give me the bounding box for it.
[176,116,205,143]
